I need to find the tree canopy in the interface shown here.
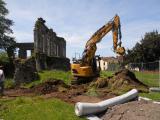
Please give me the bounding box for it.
[0,0,15,55]
[125,30,160,64]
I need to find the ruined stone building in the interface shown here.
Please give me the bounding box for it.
[13,18,70,84]
[16,42,34,59]
[34,18,69,71]
[14,18,66,59]
[34,18,66,57]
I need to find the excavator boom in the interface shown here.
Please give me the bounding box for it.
[81,15,125,66]
[71,14,125,84]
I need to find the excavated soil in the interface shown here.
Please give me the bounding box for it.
[3,70,159,120]
[91,69,148,94]
[101,100,160,120]
[4,79,105,103]
[32,79,69,94]
[4,69,149,103]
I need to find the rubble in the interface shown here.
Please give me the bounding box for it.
[101,100,160,120]
[14,58,39,85]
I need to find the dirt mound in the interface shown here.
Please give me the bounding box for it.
[32,79,69,94]
[111,69,146,86]
[4,70,148,104]
[101,100,160,120]
[91,69,148,93]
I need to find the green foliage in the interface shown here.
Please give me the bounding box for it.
[135,71,159,87]
[140,92,160,101]
[21,80,41,89]
[38,70,71,84]
[0,51,14,77]
[0,0,16,54]
[100,71,113,78]
[125,30,160,64]
[0,97,85,120]
[101,70,159,87]
[4,78,15,89]
[86,87,99,96]
[0,0,8,15]
[22,70,72,88]
[0,51,9,63]
[101,70,160,100]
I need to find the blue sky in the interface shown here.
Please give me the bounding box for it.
[5,0,160,59]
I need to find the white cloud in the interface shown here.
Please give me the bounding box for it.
[4,0,160,59]
[122,20,160,49]
[11,31,33,43]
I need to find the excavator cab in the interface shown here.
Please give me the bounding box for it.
[71,55,101,84]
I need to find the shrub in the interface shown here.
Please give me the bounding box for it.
[0,51,14,77]
[4,78,15,89]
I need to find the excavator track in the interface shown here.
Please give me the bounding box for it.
[71,76,95,85]
[71,76,79,85]
[71,76,85,85]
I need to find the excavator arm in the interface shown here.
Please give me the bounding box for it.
[81,15,125,66]
[71,14,125,84]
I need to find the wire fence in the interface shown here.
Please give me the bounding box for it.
[127,60,160,88]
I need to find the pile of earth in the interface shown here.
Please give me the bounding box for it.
[4,79,95,103]
[4,69,149,103]
[101,100,160,120]
[90,69,148,94]
[32,79,69,94]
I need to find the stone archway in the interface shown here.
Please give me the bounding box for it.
[16,42,34,59]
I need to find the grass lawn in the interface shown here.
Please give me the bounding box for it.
[101,70,160,87]
[2,71,85,120]
[17,70,160,101]
[38,70,71,84]
[134,71,159,87]
[4,78,15,89]
[140,92,160,101]
[100,71,113,78]
[9,70,159,88]
[2,70,159,120]
[0,97,85,120]
[101,70,160,100]
[22,70,72,88]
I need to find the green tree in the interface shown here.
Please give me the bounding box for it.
[125,30,160,63]
[0,0,15,58]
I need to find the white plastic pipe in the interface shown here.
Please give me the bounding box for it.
[75,89,138,116]
[149,87,160,92]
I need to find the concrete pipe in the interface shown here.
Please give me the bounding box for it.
[149,87,160,92]
[75,89,138,116]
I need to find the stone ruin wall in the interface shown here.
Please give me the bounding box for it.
[34,18,66,58]
[34,18,70,71]
[14,57,39,85]
[13,18,70,84]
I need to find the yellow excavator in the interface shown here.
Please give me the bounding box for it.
[71,14,125,84]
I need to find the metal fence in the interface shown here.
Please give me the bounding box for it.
[127,60,160,87]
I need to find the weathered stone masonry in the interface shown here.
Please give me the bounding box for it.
[16,43,34,59]
[34,18,66,57]
[14,58,39,85]
[13,18,70,84]
[34,18,69,71]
